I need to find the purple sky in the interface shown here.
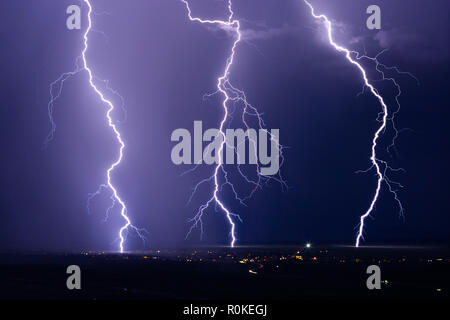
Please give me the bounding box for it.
[0,0,448,251]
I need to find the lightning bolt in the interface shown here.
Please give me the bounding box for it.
[303,0,412,247]
[181,0,287,247]
[45,0,146,253]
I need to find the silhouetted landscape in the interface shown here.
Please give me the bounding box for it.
[1,245,447,300]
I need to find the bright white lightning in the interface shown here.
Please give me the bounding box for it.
[303,0,408,247]
[181,0,286,247]
[45,0,146,253]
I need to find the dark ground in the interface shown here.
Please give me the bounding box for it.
[0,245,448,301]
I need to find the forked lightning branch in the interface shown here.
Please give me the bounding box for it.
[171,121,280,176]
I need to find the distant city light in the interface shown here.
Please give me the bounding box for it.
[306,243,311,248]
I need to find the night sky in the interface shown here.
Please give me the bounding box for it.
[0,0,448,252]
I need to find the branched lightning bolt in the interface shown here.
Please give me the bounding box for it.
[303,0,414,247]
[45,0,146,253]
[181,0,287,247]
